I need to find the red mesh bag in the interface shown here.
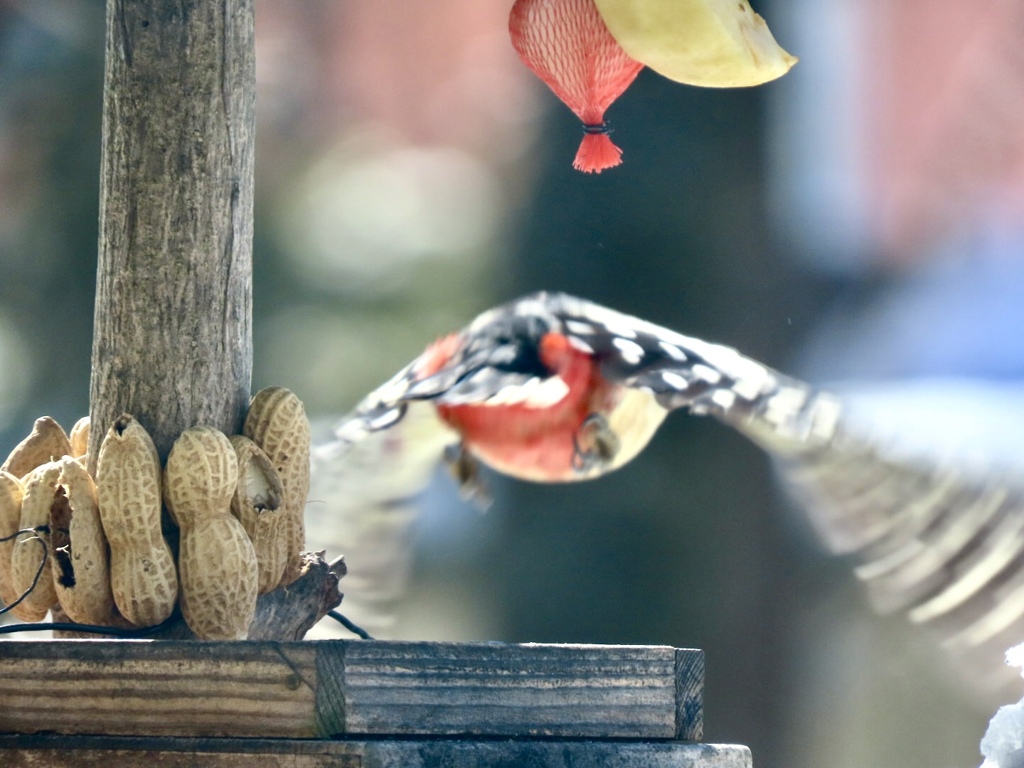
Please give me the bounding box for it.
[509,0,644,173]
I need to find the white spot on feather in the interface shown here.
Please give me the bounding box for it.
[659,341,687,361]
[613,337,645,365]
[691,364,722,385]
[660,371,689,390]
[481,381,531,406]
[731,374,771,401]
[368,408,403,430]
[568,336,594,354]
[565,320,598,336]
[482,376,570,409]
[523,376,571,408]
[711,389,736,410]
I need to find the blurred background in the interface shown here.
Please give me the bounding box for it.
[3,1,1024,766]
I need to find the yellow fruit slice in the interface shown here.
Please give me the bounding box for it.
[592,0,797,88]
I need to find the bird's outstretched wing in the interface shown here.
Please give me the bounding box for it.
[749,399,1024,696]
[550,293,1024,693]
[547,294,1024,692]
[307,399,456,636]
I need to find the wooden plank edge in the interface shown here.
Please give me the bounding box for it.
[0,735,752,768]
[0,640,703,741]
[676,647,705,740]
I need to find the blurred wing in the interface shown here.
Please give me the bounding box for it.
[540,293,1024,694]
[602,320,1024,694]
[331,361,421,444]
[763,380,1024,695]
[306,399,457,637]
[305,307,571,636]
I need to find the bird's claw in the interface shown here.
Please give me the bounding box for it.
[444,443,493,510]
[572,413,620,474]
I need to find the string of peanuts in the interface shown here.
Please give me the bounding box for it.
[0,387,362,641]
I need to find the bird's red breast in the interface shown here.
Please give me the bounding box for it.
[431,332,618,482]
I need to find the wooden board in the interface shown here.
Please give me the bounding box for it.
[0,735,750,768]
[0,640,703,741]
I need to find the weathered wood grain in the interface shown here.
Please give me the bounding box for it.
[89,0,255,465]
[0,641,703,740]
[0,641,318,738]
[339,641,701,739]
[0,735,751,768]
[677,646,706,739]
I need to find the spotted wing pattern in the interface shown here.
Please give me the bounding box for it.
[334,302,560,443]
[543,295,1024,693]
[332,291,820,445]
[540,294,1024,694]
[475,294,1024,692]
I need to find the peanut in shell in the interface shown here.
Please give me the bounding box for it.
[9,462,62,621]
[166,426,258,640]
[0,471,25,610]
[68,417,90,459]
[96,415,178,627]
[2,417,72,480]
[228,435,286,595]
[51,456,117,625]
[244,387,310,588]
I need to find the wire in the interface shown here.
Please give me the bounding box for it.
[327,609,374,639]
[0,620,173,637]
[0,526,374,641]
[0,525,178,637]
[1,612,376,639]
[0,527,49,618]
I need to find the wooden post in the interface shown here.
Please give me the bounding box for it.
[78,0,339,640]
[89,0,255,465]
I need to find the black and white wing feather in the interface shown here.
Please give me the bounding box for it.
[536,292,836,445]
[536,293,1024,694]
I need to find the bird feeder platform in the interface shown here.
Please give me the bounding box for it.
[0,639,751,766]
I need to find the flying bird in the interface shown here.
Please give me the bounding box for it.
[311,291,1024,695]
